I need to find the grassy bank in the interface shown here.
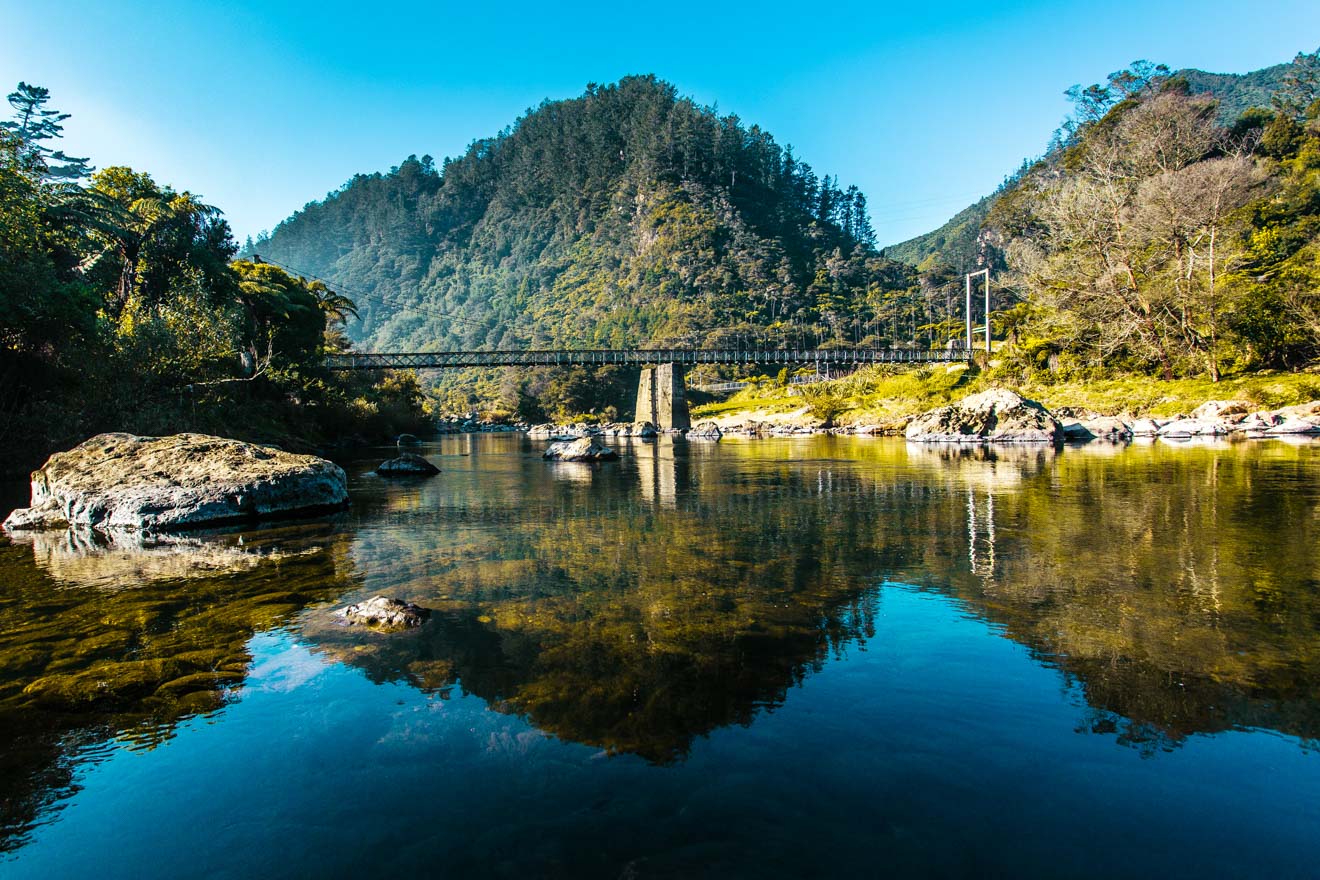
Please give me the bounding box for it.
[690,365,1320,426]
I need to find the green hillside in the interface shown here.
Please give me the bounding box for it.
[249,76,915,355]
[885,50,1320,271]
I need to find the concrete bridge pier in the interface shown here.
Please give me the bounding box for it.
[636,363,690,431]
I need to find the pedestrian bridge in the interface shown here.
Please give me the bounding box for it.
[325,347,966,371]
[325,347,968,431]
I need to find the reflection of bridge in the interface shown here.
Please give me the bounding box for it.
[325,348,966,371]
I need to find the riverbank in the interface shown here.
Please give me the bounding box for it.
[685,365,1320,437]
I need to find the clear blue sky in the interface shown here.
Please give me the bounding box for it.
[4,0,1317,247]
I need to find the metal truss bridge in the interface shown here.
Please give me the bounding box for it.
[325,348,967,371]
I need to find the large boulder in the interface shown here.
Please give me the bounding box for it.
[687,420,723,440]
[1062,417,1132,442]
[1158,418,1228,438]
[375,453,440,477]
[1190,400,1252,420]
[905,389,1063,443]
[543,437,619,461]
[3,433,348,532]
[1264,416,1320,436]
[1128,418,1165,437]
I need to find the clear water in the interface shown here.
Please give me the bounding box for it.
[1,435,1317,878]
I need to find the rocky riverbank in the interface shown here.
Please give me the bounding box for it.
[511,391,1320,444]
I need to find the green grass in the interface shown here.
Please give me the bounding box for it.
[691,365,1320,425]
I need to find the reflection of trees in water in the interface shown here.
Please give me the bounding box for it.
[0,525,362,852]
[1,438,1317,849]
[319,438,1320,759]
[308,448,892,762]
[914,443,1320,749]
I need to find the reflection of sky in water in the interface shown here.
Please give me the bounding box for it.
[2,435,1319,877]
[5,588,1318,880]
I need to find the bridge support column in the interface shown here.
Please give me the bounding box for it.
[636,363,690,431]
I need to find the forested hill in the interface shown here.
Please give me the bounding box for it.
[248,75,910,352]
[885,51,1320,271]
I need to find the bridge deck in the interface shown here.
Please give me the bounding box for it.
[326,348,968,371]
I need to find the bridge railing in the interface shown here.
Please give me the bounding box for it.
[326,348,968,371]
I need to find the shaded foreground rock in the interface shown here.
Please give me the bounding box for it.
[2,433,348,532]
[905,389,1063,443]
[543,437,619,461]
[375,453,440,476]
[338,595,431,630]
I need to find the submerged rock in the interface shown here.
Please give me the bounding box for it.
[3,433,348,533]
[905,389,1063,443]
[375,453,440,477]
[543,437,619,461]
[338,595,430,630]
[396,433,422,447]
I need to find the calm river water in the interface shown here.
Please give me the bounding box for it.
[0,435,1317,878]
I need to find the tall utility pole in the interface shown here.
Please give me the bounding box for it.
[965,269,991,354]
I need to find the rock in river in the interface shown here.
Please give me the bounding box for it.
[338,595,431,630]
[905,389,1063,443]
[543,437,619,461]
[376,453,440,476]
[2,432,349,532]
[687,421,723,440]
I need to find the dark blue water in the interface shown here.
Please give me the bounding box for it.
[1,436,1317,878]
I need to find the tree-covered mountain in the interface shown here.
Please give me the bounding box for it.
[248,76,917,355]
[886,50,1320,274]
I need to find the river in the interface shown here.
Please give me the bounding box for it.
[0,435,1317,878]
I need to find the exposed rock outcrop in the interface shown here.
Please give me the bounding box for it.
[3,433,349,532]
[905,389,1063,443]
[338,595,430,630]
[543,437,619,461]
[375,453,440,476]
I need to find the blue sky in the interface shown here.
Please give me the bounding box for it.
[3,0,1317,247]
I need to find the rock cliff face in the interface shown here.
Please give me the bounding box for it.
[3,433,349,532]
[905,389,1063,443]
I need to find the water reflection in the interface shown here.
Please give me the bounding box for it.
[308,437,1320,762]
[0,436,1317,853]
[0,524,361,851]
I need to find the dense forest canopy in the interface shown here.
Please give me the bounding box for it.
[249,75,928,355]
[884,50,1320,382]
[0,83,428,470]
